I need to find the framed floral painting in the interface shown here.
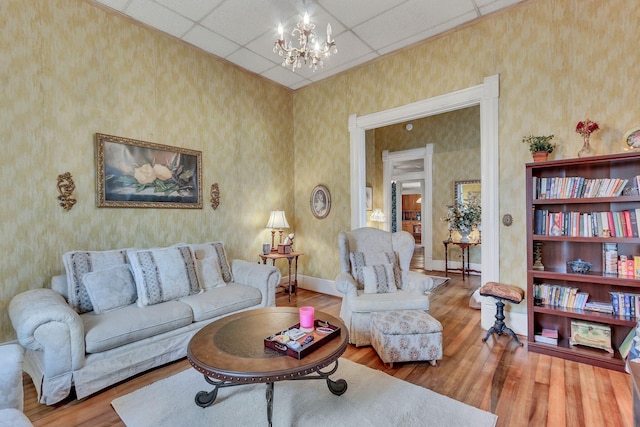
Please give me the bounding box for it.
[95,133,202,208]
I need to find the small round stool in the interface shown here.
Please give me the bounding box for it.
[479,282,524,346]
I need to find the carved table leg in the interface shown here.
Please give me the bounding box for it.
[266,382,274,427]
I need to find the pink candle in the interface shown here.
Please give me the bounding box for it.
[299,306,315,330]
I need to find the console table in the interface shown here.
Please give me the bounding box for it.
[260,251,303,301]
[443,240,480,280]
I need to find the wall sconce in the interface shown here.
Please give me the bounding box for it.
[266,210,289,252]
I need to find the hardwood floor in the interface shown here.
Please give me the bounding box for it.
[23,271,633,427]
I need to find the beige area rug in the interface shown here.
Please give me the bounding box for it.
[426,275,450,291]
[112,358,497,427]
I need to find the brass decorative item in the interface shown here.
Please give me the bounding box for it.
[57,172,77,211]
[532,242,544,271]
[210,183,220,210]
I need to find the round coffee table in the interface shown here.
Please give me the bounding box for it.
[187,307,349,426]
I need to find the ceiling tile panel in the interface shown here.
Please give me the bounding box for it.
[226,48,275,74]
[353,0,476,51]
[125,0,194,38]
[317,0,405,28]
[153,0,223,21]
[200,0,288,46]
[182,25,240,58]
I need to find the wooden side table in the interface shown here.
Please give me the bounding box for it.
[443,240,480,281]
[259,251,303,302]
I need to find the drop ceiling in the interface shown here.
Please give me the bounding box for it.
[91,0,523,90]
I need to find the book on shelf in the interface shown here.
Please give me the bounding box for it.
[603,242,618,275]
[532,209,640,237]
[609,291,640,318]
[534,334,558,346]
[534,283,585,309]
[534,328,559,345]
[584,301,614,314]
[533,177,629,199]
[619,328,636,360]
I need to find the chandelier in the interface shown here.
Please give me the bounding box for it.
[273,12,337,72]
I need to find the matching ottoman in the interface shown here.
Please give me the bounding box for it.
[370,310,442,368]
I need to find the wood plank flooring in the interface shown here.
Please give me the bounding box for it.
[23,270,633,426]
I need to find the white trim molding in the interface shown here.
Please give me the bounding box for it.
[348,75,501,330]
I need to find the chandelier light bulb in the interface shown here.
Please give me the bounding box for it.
[273,11,337,72]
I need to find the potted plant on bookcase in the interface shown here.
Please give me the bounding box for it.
[522,134,555,162]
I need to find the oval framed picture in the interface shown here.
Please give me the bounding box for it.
[622,127,640,152]
[310,185,331,219]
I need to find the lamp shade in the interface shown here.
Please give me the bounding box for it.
[370,208,386,223]
[266,210,290,229]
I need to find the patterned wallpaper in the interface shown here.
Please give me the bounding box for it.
[2,0,639,341]
[292,0,640,316]
[0,0,292,341]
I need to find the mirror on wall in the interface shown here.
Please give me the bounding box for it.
[454,180,481,206]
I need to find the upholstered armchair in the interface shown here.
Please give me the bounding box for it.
[335,227,435,346]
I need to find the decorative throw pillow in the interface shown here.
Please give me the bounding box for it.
[350,251,403,290]
[63,249,129,313]
[83,265,137,314]
[362,263,397,294]
[196,256,226,290]
[128,245,201,306]
[188,242,233,283]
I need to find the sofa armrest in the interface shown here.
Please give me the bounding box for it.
[9,289,85,372]
[404,271,435,294]
[335,272,358,297]
[0,344,24,411]
[231,260,281,307]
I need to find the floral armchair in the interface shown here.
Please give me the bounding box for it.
[335,227,435,346]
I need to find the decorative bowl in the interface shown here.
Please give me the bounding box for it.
[567,259,592,274]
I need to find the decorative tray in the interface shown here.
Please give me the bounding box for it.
[264,319,341,359]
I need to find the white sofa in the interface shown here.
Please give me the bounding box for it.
[0,344,33,427]
[9,242,281,405]
[335,228,435,346]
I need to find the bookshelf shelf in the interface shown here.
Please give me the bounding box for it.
[532,304,637,326]
[526,151,640,372]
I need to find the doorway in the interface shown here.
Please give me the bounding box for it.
[382,145,433,270]
[348,75,500,330]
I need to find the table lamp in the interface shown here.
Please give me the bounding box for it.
[370,208,386,229]
[266,210,289,252]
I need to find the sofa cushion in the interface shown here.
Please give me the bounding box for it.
[63,249,129,313]
[348,290,430,313]
[178,284,262,322]
[83,265,137,314]
[362,264,397,294]
[82,300,193,353]
[128,246,201,307]
[350,251,402,290]
[188,242,233,283]
[196,256,226,290]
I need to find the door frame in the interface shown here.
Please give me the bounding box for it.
[348,74,500,285]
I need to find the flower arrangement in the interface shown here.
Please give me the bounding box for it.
[442,198,482,233]
[522,135,556,153]
[576,119,599,138]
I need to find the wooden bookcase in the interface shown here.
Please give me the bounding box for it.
[526,151,640,372]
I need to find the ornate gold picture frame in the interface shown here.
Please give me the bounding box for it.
[95,133,202,209]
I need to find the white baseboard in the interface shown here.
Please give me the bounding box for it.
[297,275,342,297]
